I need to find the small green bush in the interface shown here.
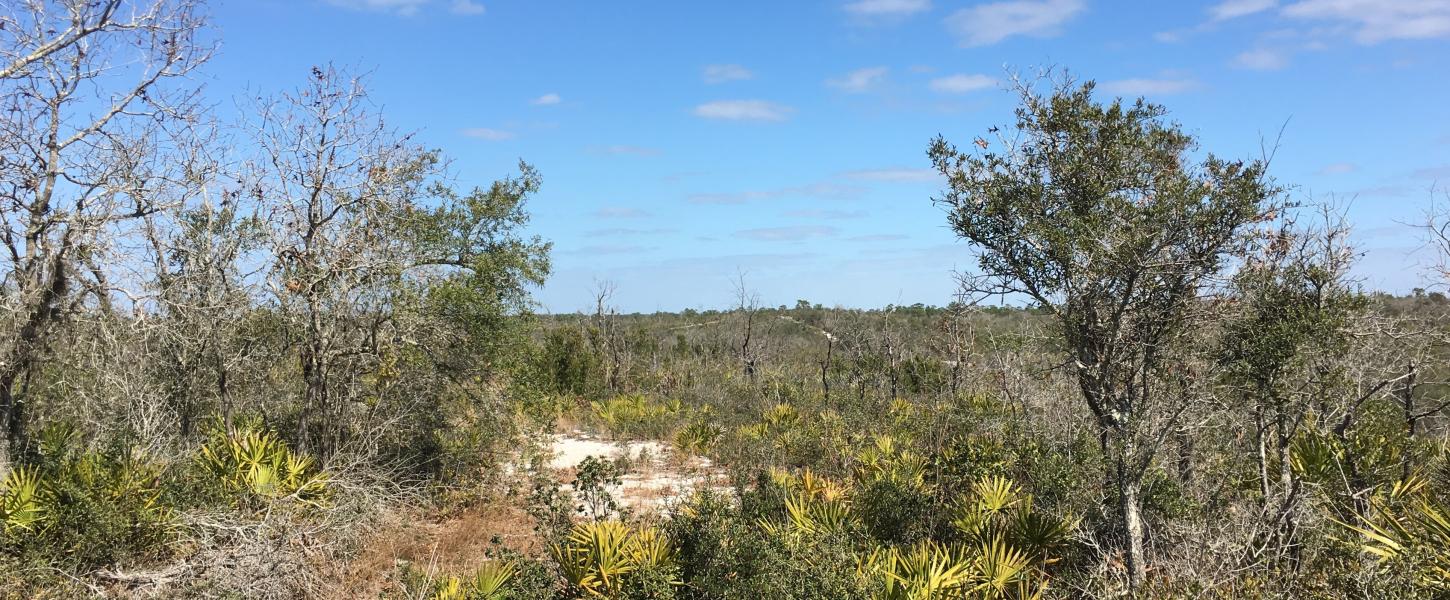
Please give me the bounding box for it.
[1,424,177,572]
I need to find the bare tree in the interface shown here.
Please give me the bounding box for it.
[0,0,210,458]
[588,279,629,392]
[147,179,266,437]
[242,66,439,455]
[731,271,761,384]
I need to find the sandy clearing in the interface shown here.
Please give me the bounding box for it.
[548,430,728,512]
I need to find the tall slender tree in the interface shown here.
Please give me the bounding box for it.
[928,74,1278,590]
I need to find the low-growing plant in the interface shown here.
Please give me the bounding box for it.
[430,560,516,600]
[1345,473,1450,594]
[0,467,42,534]
[1,424,178,571]
[196,420,330,508]
[551,520,680,599]
[574,455,626,521]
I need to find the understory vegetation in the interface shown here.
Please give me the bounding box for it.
[3,2,1450,599]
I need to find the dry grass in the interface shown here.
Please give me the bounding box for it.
[323,501,542,598]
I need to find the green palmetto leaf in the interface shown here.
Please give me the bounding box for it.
[783,491,852,536]
[970,537,1034,594]
[0,467,45,534]
[1341,473,1450,592]
[554,521,641,597]
[198,423,331,507]
[872,542,973,600]
[468,561,516,599]
[628,526,676,569]
[432,576,466,600]
[972,476,1020,514]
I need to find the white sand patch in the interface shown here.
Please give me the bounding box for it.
[548,430,728,513]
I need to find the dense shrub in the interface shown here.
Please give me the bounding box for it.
[0,425,177,572]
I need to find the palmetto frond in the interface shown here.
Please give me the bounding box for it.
[0,467,44,534]
[553,521,677,598]
[198,423,330,507]
[1346,473,1450,592]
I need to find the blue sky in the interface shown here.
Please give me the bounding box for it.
[208,0,1450,313]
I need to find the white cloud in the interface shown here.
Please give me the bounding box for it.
[1318,162,1358,175]
[689,182,866,205]
[688,192,765,205]
[1099,78,1200,96]
[460,127,515,141]
[325,0,485,16]
[323,0,429,16]
[841,168,941,182]
[561,244,655,256]
[593,145,661,157]
[827,67,890,93]
[944,0,1085,46]
[734,226,838,242]
[784,209,870,219]
[532,93,562,106]
[1282,0,1450,43]
[844,0,932,17]
[1235,48,1290,70]
[693,100,794,122]
[584,227,676,237]
[928,73,996,94]
[450,0,485,15]
[1209,0,1276,21]
[1414,164,1450,179]
[593,207,652,218]
[702,64,754,84]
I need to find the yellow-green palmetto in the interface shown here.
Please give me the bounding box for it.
[0,467,43,534]
[198,423,330,507]
[431,561,516,600]
[552,521,679,598]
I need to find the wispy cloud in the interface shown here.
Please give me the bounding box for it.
[827,67,890,93]
[783,209,870,219]
[1413,164,1450,180]
[561,244,655,256]
[1282,0,1450,43]
[1318,162,1358,175]
[928,73,996,94]
[1209,0,1276,21]
[591,145,662,157]
[702,64,754,84]
[460,127,515,141]
[532,93,561,105]
[325,0,485,16]
[693,100,794,122]
[944,0,1085,47]
[844,0,932,18]
[689,192,771,206]
[1099,77,1200,96]
[1234,48,1289,70]
[841,168,941,183]
[1158,0,1277,45]
[734,226,838,242]
[690,182,867,205]
[592,207,652,219]
[1351,184,1413,198]
[323,0,430,16]
[584,227,677,238]
[450,0,485,15]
